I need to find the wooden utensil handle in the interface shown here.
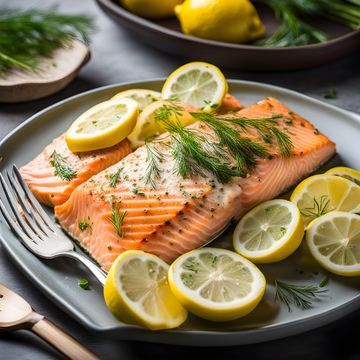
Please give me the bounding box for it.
[31,317,101,360]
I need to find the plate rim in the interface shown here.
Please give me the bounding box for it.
[96,0,360,52]
[2,78,360,346]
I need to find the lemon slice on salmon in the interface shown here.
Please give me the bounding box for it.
[233,200,304,263]
[290,175,360,230]
[306,212,360,276]
[111,89,162,112]
[168,248,266,322]
[325,167,360,187]
[127,100,200,149]
[104,250,188,330]
[66,98,138,152]
[162,62,228,113]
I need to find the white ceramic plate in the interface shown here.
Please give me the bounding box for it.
[1,79,360,346]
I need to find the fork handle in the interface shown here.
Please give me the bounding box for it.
[61,250,107,286]
[31,317,101,360]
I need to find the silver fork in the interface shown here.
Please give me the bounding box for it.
[0,165,234,287]
[0,165,107,286]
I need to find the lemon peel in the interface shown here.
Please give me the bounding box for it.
[168,248,266,322]
[104,250,188,330]
[162,62,228,113]
[290,174,360,230]
[306,212,360,277]
[66,98,138,152]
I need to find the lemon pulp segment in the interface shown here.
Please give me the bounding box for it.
[127,100,200,149]
[169,248,266,322]
[233,200,304,263]
[104,250,187,330]
[306,212,360,276]
[290,175,360,230]
[325,166,360,187]
[162,62,228,113]
[66,98,138,152]
[111,89,161,111]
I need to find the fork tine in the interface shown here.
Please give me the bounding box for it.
[13,165,59,233]
[0,197,41,254]
[0,173,45,243]
[7,170,53,237]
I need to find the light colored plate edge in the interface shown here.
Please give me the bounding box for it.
[1,79,360,346]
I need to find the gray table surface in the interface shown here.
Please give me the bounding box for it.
[1,0,360,359]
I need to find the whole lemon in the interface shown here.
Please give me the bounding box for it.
[120,0,184,19]
[175,0,265,44]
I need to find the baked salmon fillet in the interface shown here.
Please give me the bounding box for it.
[20,134,132,207]
[55,97,336,271]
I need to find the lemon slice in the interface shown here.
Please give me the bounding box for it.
[233,200,304,263]
[104,250,188,330]
[127,100,199,149]
[66,98,138,152]
[168,248,266,322]
[325,167,360,187]
[162,62,228,113]
[111,89,162,112]
[306,212,360,276]
[290,175,360,230]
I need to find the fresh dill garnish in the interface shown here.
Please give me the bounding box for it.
[141,103,294,187]
[217,113,294,157]
[130,183,145,196]
[275,280,328,312]
[322,88,337,99]
[255,0,328,47]
[157,117,242,182]
[300,195,331,219]
[190,112,294,170]
[319,276,329,288]
[108,167,123,188]
[78,279,89,290]
[108,201,127,237]
[0,7,95,75]
[50,150,77,181]
[78,221,89,231]
[255,0,360,48]
[154,103,184,122]
[140,138,166,189]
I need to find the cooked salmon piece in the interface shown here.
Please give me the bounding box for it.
[216,93,244,114]
[55,97,336,271]
[20,134,132,207]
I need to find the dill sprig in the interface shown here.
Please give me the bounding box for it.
[300,195,331,219]
[228,114,294,157]
[108,201,127,237]
[0,7,95,75]
[275,280,328,312]
[49,150,77,181]
[108,167,123,188]
[256,0,360,47]
[140,138,167,189]
[144,103,293,188]
[156,111,242,182]
[190,112,294,173]
[154,103,185,122]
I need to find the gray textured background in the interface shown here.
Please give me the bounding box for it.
[1,0,360,359]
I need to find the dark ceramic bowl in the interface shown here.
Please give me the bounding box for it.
[95,0,360,71]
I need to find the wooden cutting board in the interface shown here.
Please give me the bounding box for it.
[0,40,90,103]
